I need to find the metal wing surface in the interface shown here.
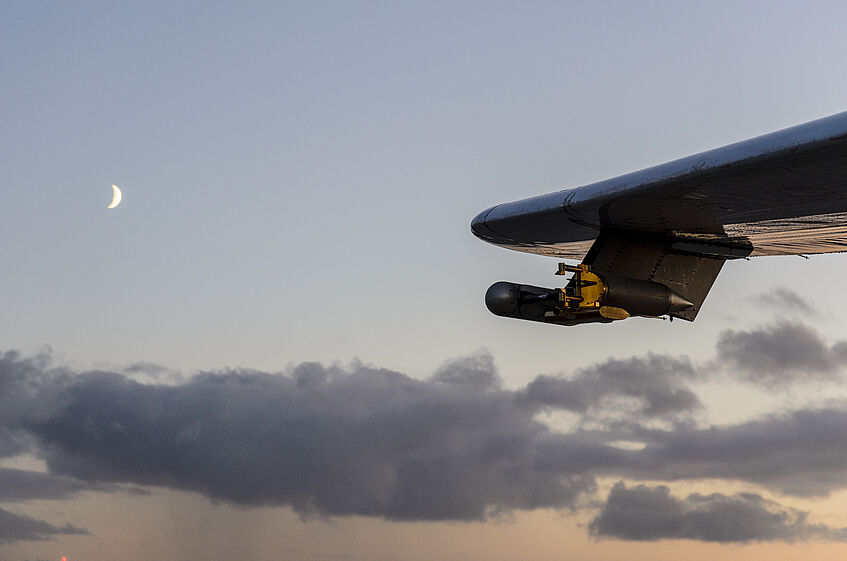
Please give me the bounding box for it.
[473,112,847,325]
[472,111,847,260]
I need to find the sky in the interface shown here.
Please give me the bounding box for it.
[4,1,847,560]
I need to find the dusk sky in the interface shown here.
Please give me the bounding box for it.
[5,2,847,560]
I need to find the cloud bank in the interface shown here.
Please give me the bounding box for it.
[519,354,699,419]
[590,482,847,543]
[3,312,847,543]
[0,508,87,544]
[716,322,847,386]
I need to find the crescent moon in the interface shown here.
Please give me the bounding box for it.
[107,184,122,209]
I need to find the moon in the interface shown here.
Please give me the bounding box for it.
[107,184,122,209]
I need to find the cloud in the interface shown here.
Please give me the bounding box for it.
[430,352,501,390]
[715,322,847,386]
[590,482,846,542]
[630,407,847,497]
[535,406,847,497]
[0,468,95,502]
[0,428,31,459]
[20,359,593,521]
[6,342,847,533]
[751,286,818,316]
[0,351,58,427]
[0,507,87,544]
[519,354,699,419]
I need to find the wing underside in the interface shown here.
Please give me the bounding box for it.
[472,111,847,260]
[472,111,847,324]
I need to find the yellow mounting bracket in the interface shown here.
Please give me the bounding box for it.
[555,263,586,276]
[555,263,606,309]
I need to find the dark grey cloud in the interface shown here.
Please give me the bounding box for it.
[21,360,593,521]
[535,406,847,498]
[590,482,846,542]
[751,286,819,315]
[520,354,699,418]
[633,407,847,497]
[25,354,847,517]
[0,468,94,502]
[430,352,501,390]
[0,507,87,544]
[0,351,67,460]
[6,343,847,536]
[715,322,847,386]
[0,428,31,459]
[0,351,60,428]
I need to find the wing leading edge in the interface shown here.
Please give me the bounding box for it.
[473,111,847,325]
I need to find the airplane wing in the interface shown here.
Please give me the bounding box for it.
[472,111,847,325]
